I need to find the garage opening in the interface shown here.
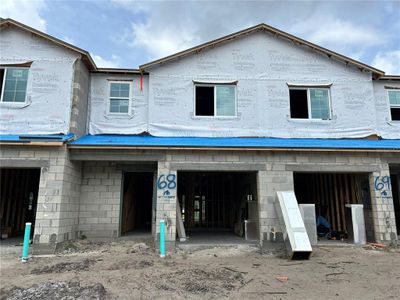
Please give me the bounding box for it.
[121,172,154,236]
[390,172,400,235]
[0,168,40,241]
[177,171,259,244]
[294,173,374,243]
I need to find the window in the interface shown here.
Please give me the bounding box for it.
[388,90,400,121]
[195,84,236,117]
[109,82,130,113]
[0,67,29,103]
[289,88,331,120]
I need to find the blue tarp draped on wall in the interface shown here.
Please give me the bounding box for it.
[68,135,400,150]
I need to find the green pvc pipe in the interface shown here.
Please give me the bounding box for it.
[22,222,31,262]
[160,219,166,258]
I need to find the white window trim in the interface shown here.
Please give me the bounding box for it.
[388,89,400,122]
[0,67,29,104]
[193,83,237,118]
[108,80,132,115]
[289,87,332,120]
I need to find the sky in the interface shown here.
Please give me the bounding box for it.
[1,0,399,74]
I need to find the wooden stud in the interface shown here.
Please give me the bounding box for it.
[332,174,339,230]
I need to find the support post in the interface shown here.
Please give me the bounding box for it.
[21,222,31,262]
[160,219,166,258]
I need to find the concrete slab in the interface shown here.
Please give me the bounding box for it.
[177,231,258,250]
[0,237,23,256]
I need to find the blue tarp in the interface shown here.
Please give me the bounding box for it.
[0,133,74,142]
[69,135,400,150]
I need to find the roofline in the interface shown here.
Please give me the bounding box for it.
[93,68,148,75]
[67,144,400,153]
[378,75,400,81]
[0,18,97,71]
[139,23,385,77]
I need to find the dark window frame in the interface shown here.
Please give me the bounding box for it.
[194,83,237,117]
[289,87,332,120]
[388,89,400,122]
[0,67,29,103]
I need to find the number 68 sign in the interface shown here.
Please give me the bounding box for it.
[157,172,177,200]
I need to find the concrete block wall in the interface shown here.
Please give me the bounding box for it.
[2,146,398,248]
[369,165,398,245]
[155,160,177,248]
[79,161,122,239]
[0,146,81,250]
[158,150,399,245]
[69,59,90,138]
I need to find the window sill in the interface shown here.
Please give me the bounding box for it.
[192,115,238,120]
[105,112,132,118]
[0,101,29,108]
[287,117,332,123]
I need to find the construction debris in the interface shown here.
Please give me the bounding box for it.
[0,281,107,300]
[275,275,289,282]
[0,241,399,299]
[31,259,96,274]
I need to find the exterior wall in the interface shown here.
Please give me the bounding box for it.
[369,167,398,243]
[78,161,122,239]
[0,145,81,252]
[152,150,399,245]
[3,147,397,250]
[0,26,79,134]
[373,80,400,139]
[146,31,398,139]
[155,160,177,250]
[88,73,149,135]
[70,59,90,137]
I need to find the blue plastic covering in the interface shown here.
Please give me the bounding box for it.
[0,133,74,142]
[69,135,400,150]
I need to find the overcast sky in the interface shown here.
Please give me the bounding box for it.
[1,0,399,74]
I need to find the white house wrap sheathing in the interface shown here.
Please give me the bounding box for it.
[88,73,148,135]
[0,27,79,134]
[142,31,399,139]
[373,80,400,139]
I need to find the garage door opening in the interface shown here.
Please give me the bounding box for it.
[294,173,374,243]
[177,171,259,244]
[121,172,154,236]
[390,172,400,235]
[0,168,40,242]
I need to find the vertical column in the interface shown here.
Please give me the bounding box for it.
[369,165,398,245]
[34,148,68,249]
[151,171,157,238]
[258,160,294,244]
[155,161,177,249]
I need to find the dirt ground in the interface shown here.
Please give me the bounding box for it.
[0,239,399,300]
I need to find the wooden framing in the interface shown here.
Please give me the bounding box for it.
[0,168,40,238]
[294,173,370,232]
[0,141,64,146]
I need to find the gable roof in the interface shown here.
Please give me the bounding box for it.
[139,23,385,77]
[0,18,97,71]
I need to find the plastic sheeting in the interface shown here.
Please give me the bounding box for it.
[88,73,148,135]
[142,31,399,139]
[69,135,400,150]
[373,81,400,139]
[0,26,78,135]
